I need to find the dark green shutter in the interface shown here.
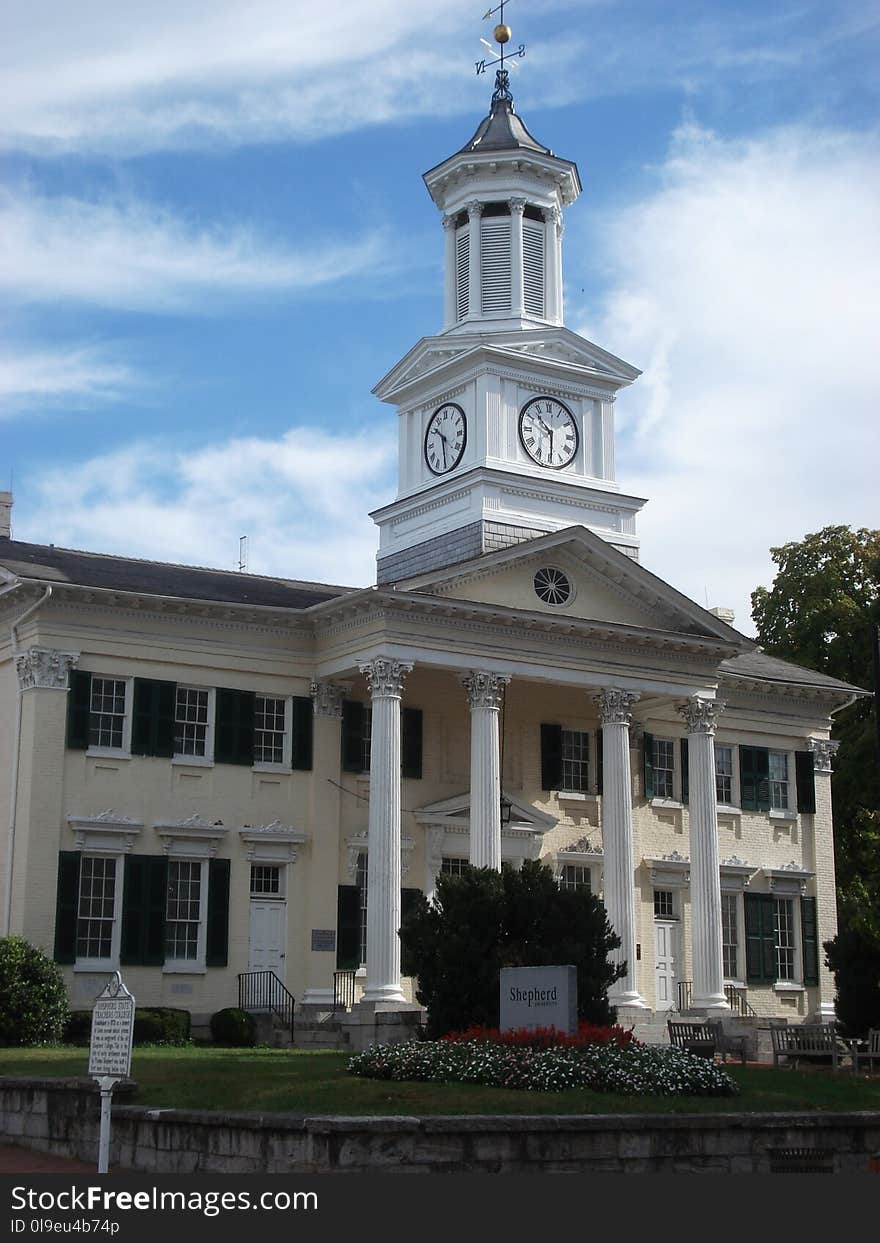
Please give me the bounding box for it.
[740,746,771,812]
[801,896,819,985]
[336,885,361,968]
[541,723,563,790]
[206,859,230,967]
[745,893,775,983]
[402,708,423,779]
[680,737,689,805]
[54,852,81,963]
[341,700,366,773]
[121,854,168,966]
[596,728,603,795]
[131,679,176,757]
[643,732,655,800]
[291,696,313,770]
[400,887,422,926]
[214,688,255,765]
[66,671,92,750]
[795,751,816,814]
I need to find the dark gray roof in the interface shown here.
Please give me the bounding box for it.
[459,97,552,156]
[720,649,866,696]
[0,539,355,611]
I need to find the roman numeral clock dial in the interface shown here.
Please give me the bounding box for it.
[424,403,467,475]
[519,397,579,469]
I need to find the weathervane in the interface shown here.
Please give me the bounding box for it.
[475,1,526,101]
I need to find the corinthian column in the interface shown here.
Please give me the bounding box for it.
[442,214,457,329]
[509,198,525,318]
[467,200,483,319]
[678,697,728,1011]
[358,657,412,1004]
[594,688,647,1010]
[462,671,510,870]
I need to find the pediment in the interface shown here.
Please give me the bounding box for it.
[414,791,557,834]
[399,526,751,644]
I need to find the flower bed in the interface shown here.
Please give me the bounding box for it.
[348,1033,738,1097]
[442,1022,636,1050]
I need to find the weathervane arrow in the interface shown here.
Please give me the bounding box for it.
[474,0,526,85]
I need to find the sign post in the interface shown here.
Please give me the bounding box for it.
[88,971,135,1174]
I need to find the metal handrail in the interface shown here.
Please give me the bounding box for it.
[238,970,295,1034]
[676,980,693,1012]
[333,970,356,1012]
[676,979,757,1017]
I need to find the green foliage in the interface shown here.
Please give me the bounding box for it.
[0,937,69,1046]
[824,921,880,1039]
[400,860,624,1038]
[63,1011,92,1045]
[210,1007,257,1047]
[133,1008,191,1046]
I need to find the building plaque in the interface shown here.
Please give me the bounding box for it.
[500,965,577,1035]
[311,929,336,952]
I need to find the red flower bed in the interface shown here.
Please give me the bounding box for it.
[441,1021,637,1050]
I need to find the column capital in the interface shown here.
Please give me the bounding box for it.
[461,670,510,710]
[466,199,484,218]
[508,197,526,216]
[593,688,639,726]
[358,658,413,699]
[15,647,78,691]
[677,697,725,735]
[309,680,350,718]
[808,737,840,774]
[442,213,457,231]
[542,204,561,226]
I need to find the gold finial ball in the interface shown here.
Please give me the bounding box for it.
[494,23,512,44]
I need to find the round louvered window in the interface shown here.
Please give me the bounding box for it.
[534,566,572,606]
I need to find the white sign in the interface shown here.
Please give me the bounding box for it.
[500,965,577,1035]
[89,972,135,1080]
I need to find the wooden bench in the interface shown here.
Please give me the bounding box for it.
[705,1019,748,1065]
[667,1020,716,1059]
[770,1023,854,1070]
[854,1029,880,1074]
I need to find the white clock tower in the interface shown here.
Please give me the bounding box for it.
[371,69,647,586]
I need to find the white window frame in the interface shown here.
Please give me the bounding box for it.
[559,727,593,796]
[651,734,679,805]
[253,694,292,772]
[772,895,802,987]
[440,856,469,878]
[714,742,740,810]
[172,685,216,767]
[85,675,133,759]
[74,853,123,970]
[720,889,745,984]
[558,863,592,893]
[163,856,209,973]
[250,863,286,899]
[768,749,796,818]
[653,888,677,920]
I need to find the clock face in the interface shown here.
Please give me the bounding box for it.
[424,403,467,475]
[518,396,579,469]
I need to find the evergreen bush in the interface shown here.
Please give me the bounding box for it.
[133,1007,191,1046]
[210,1007,257,1047]
[0,936,69,1046]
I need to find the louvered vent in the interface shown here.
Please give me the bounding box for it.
[523,221,546,317]
[456,228,469,320]
[480,217,511,314]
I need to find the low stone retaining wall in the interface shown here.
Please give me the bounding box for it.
[2,1078,879,1174]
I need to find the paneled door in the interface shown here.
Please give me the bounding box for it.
[654,921,677,1011]
[248,901,287,981]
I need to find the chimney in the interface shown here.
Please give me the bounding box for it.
[0,492,11,540]
[709,605,735,625]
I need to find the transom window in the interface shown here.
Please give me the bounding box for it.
[769,751,790,810]
[715,745,733,805]
[441,857,468,877]
[254,696,286,765]
[774,897,796,980]
[721,891,739,978]
[561,729,590,793]
[174,687,209,757]
[654,889,675,919]
[653,738,675,800]
[559,864,591,892]
[166,860,202,961]
[89,678,126,750]
[250,865,282,897]
[76,856,117,960]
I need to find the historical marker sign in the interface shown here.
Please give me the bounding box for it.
[500,965,577,1035]
[89,972,135,1080]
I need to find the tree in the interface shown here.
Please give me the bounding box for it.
[0,937,69,1046]
[399,860,624,1038]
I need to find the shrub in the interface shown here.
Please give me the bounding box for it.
[63,1010,92,1045]
[443,1022,636,1051]
[133,1007,191,1046]
[400,860,625,1037]
[210,1007,257,1047]
[0,937,69,1046]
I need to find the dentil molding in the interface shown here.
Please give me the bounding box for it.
[15,647,78,690]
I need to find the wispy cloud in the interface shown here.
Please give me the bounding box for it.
[0,187,387,312]
[0,344,136,413]
[575,122,880,632]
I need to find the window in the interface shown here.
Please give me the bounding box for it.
[341,700,422,778]
[254,696,287,765]
[75,856,119,962]
[773,897,797,981]
[165,860,204,963]
[441,857,468,877]
[654,889,675,919]
[541,723,599,794]
[653,738,675,800]
[250,864,282,897]
[561,729,590,793]
[174,687,210,758]
[769,751,790,810]
[715,745,734,805]
[88,678,126,749]
[356,853,368,967]
[745,892,818,986]
[559,864,591,892]
[721,891,739,978]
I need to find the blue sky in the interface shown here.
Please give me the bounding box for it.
[3,0,879,632]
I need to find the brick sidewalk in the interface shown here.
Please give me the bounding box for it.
[0,1144,100,1173]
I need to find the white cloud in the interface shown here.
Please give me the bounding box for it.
[576,123,880,633]
[0,345,135,413]
[16,425,397,585]
[0,188,387,312]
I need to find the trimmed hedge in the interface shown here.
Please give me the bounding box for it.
[210,1007,257,1047]
[64,1006,191,1047]
[0,937,69,1046]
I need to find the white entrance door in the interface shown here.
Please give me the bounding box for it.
[248,901,287,981]
[654,921,677,1011]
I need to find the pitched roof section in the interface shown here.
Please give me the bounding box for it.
[0,539,354,611]
[720,649,867,696]
[458,97,552,156]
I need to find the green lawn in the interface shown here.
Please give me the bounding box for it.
[1,1045,879,1115]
